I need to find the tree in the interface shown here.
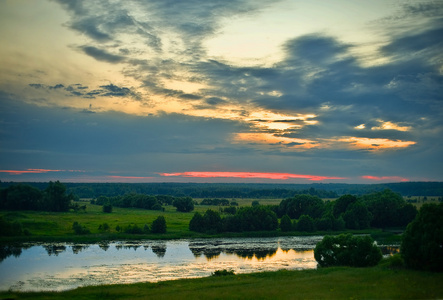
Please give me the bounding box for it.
[360,189,406,228]
[173,197,194,212]
[401,203,443,272]
[45,181,73,212]
[342,202,372,229]
[333,194,357,218]
[236,206,278,231]
[202,209,223,233]
[280,214,292,232]
[296,215,315,232]
[278,194,325,219]
[314,234,382,267]
[189,212,204,232]
[151,216,167,234]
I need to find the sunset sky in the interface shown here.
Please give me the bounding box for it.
[0,0,442,183]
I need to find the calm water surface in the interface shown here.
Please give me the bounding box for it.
[0,236,397,292]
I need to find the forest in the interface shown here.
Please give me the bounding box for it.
[1,181,442,199]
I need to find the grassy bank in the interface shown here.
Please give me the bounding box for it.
[0,203,402,243]
[1,262,442,299]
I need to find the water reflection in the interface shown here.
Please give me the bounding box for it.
[0,237,400,292]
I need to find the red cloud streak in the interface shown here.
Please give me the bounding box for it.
[159,171,346,181]
[362,175,409,182]
[0,169,63,175]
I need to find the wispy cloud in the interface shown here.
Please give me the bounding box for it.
[361,175,409,182]
[159,172,346,181]
[0,169,83,175]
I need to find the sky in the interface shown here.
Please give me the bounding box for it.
[0,0,442,184]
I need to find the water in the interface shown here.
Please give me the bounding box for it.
[0,236,398,292]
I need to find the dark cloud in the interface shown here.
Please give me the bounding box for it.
[81,46,125,63]
[28,82,137,99]
[205,97,227,106]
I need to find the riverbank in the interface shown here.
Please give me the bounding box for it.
[1,261,442,299]
[0,204,403,244]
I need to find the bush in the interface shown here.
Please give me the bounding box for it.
[314,234,382,267]
[102,204,112,213]
[124,224,144,234]
[296,215,315,232]
[0,217,23,236]
[189,212,204,232]
[151,216,167,234]
[98,223,110,232]
[173,197,194,212]
[212,269,235,276]
[401,203,443,272]
[280,214,292,232]
[72,221,90,234]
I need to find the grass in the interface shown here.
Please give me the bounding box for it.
[0,202,402,243]
[1,263,442,299]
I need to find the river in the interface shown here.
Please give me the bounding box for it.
[0,236,398,292]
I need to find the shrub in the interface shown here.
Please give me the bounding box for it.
[98,223,110,232]
[280,214,292,232]
[314,234,382,267]
[151,216,167,234]
[401,203,443,272]
[296,215,315,232]
[102,204,112,213]
[189,212,204,232]
[212,269,235,277]
[124,224,144,234]
[173,197,194,212]
[72,221,90,234]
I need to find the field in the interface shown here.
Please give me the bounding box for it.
[1,200,288,242]
[4,195,437,242]
[1,261,442,299]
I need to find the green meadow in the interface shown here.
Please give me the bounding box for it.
[1,200,389,243]
[1,262,442,300]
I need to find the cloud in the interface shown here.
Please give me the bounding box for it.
[81,46,125,63]
[28,82,136,99]
[159,171,346,181]
[361,175,409,182]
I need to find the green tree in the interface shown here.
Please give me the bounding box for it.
[314,234,382,267]
[343,202,372,229]
[401,203,443,272]
[202,209,223,233]
[296,215,315,232]
[189,212,204,232]
[151,216,167,234]
[236,206,278,231]
[173,197,194,212]
[333,194,357,218]
[361,189,406,228]
[45,181,73,212]
[278,194,324,219]
[280,214,292,232]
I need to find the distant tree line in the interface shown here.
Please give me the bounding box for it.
[3,181,441,198]
[0,181,75,212]
[189,189,417,234]
[92,194,195,212]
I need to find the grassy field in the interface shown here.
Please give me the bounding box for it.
[1,200,395,243]
[1,261,442,299]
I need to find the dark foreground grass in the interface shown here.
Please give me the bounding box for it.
[1,264,442,300]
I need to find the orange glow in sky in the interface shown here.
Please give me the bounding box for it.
[159,171,346,181]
